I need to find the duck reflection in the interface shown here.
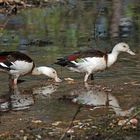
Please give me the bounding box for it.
[0,85,34,112]
[71,84,135,116]
[0,83,59,112]
[32,84,58,98]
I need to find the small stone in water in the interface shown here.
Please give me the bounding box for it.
[23,136,28,140]
[19,130,24,133]
[67,129,74,134]
[64,78,74,81]
[31,120,42,123]
[130,118,138,125]
[118,120,127,126]
[36,135,42,139]
[52,121,61,126]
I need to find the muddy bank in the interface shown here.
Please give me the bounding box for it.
[0,80,140,140]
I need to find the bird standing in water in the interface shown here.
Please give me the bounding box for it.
[0,51,61,86]
[55,42,135,82]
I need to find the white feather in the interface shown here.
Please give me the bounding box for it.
[10,61,34,75]
[0,63,8,68]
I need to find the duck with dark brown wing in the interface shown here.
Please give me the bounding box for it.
[55,42,135,82]
[0,51,61,86]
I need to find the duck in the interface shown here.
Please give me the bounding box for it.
[55,42,135,82]
[0,51,62,86]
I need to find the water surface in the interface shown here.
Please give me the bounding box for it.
[0,1,140,139]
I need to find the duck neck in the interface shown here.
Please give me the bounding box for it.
[32,67,42,75]
[107,49,120,67]
[112,47,120,56]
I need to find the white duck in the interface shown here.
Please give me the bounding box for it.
[0,51,61,85]
[55,42,135,82]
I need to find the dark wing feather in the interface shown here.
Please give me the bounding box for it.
[0,51,33,71]
[66,49,106,60]
[78,49,106,58]
[55,49,106,67]
[0,51,33,62]
[0,52,12,62]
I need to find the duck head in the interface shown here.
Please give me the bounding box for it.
[113,42,135,55]
[32,66,62,82]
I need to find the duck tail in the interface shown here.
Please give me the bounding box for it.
[55,58,77,67]
[55,58,68,67]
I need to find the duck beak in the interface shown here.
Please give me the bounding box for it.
[127,49,135,55]
[55,77,62,82]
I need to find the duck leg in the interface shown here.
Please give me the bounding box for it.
[9,75,12,85]
[13,78,18,85]
[90,74,94,80]
[9,75,18,87]
[84,72,91,82]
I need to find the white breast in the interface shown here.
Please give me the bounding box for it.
[73,57,107,73]
[10,61,34,75]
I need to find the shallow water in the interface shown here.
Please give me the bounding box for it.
[0,1,140,139]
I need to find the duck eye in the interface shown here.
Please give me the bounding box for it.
[123,45,126,48]
[53,71,55,74]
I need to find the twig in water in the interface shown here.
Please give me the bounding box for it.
[59,105,83,140]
